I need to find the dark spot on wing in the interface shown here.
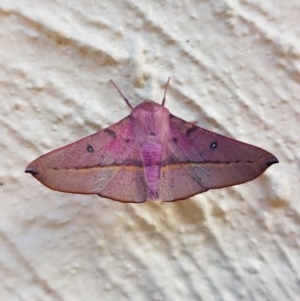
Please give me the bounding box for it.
[210,141,218,149]
[87,144,94,153]
[185,125,198,136]
[172,137,178,143]
[125,138,131,143]
[150,132,156,136]
[104,128,117,138]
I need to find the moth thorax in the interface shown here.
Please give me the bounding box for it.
[132,101,170,137]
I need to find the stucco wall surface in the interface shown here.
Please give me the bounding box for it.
[0,1,299,300]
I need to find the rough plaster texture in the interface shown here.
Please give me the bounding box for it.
[0,1,299,300]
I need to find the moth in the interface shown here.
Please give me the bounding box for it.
[25,79,278,202]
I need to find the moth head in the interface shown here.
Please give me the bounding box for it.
[131,100,169,120]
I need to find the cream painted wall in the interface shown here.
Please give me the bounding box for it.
[0,1,299,300]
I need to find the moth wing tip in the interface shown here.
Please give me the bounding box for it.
[265,157,279,167]
[25,166,39,175]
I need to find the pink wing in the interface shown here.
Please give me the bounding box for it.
[159,114,278,202]
[25,116,147,203]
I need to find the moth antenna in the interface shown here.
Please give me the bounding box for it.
[161,77,171,106]
[110,80,133,109]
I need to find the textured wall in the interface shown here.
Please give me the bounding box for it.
[0,1,299,300]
